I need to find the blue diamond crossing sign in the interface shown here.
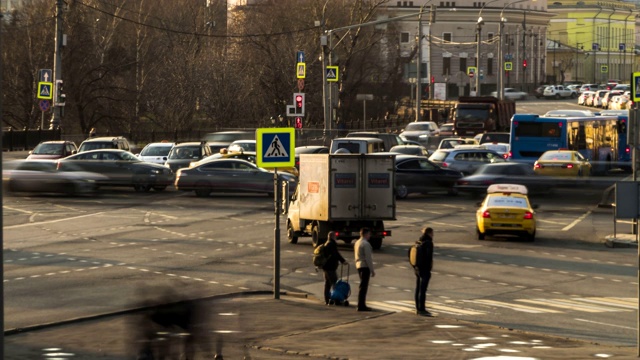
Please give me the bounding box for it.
[37,82,53,100]
[256,128,295,168]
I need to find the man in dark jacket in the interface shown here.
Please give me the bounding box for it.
[413,227,434,316]
[322,232,347,305]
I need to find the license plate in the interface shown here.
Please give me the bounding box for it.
[498,214,515,219]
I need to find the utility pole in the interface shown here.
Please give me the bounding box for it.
[50,0,64,130]
[415,6,423,121]
[427,4,435,100]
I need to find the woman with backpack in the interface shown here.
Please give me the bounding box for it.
[322,232,347,305]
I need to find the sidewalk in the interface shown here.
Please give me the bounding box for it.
[4,292,636,359]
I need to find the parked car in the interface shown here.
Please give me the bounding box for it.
[455,162,548,195]
[399,121,440,145]
[592,90,609,108]
[613,84,630,92]
[393,155,463,199]
[533,150,592,177]
[601,90,624,109]
[389,144,430,157]
[174,158,297,198]
[27,140,78,160]
[533,85,549,99]
[78,136,131,153]
[428,148,506,175]
[4,160,106,195]
[56,149,174,192]
[137,142,175,165]
[165,142,213,172]
[543,85,576,99]
[578,83,599,94]
[490,88,528,100]
[577,91,595,106]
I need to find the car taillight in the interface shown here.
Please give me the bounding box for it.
[534,163,542,169]
[626,146,631,153]
[502,153,508,159]
[56,162,62,170]
[441,162,449,168]
[507,151,513,159]
[482,210,491,218]
[457,180,468,185]
[523,211,533,219]
[564,164,574,169]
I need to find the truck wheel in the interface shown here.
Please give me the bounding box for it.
[312,224,324,247]
[395,185,408,199]
[555,94,561,99]
[370,238,382,250]
[287,221,298,244]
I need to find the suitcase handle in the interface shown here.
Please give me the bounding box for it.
[340,262,350,281]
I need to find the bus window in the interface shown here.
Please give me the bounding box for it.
[514,122,562,138]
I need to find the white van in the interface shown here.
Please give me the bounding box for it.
[330,137,385,154]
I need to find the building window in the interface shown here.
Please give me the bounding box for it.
[460,57,467,72]
[487,58,493,75]
[400,32,410,43]
[443,57,451,75]
[443,32,452,43]
[487,32,494,40]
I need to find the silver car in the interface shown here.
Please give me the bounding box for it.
[428,148,506,175]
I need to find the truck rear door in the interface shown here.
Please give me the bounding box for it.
[330,156,361,219]
[363,155,396,219]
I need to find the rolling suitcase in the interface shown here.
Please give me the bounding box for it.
[329,263,351,306]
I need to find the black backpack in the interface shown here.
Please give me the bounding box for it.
[313,243,331,268]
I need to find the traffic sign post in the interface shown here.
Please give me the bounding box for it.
[256,127,296,301]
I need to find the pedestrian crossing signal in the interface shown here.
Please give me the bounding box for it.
[294,117,303,129]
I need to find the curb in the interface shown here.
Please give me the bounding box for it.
[604,236,638,248]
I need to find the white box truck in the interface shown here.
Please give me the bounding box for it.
[286,153,396,250]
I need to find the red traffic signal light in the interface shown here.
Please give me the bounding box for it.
[523,59,527,68]
[293,93,305,116]
[294,117,303,129]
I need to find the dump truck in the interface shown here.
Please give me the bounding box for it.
[286,153,396,250]
[451,97,515,136]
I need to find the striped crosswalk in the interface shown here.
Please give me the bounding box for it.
[369,297,636,316]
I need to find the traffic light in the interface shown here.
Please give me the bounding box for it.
[55,79,65,106]
[618,118,627,134]
[522,59,527,69]
[293,93,305,116]
[294,117,303,129]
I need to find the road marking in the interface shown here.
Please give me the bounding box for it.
[3,212,106,229]
[467,299,561,313]
[3,206,33,214]
[575,318,635,330]
[562,210,591,231]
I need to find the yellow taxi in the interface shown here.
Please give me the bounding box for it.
[476,184,537,241]
[533,150,591,177]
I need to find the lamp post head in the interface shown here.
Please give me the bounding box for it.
[477,16,484,25]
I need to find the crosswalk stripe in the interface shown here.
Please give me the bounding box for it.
[516,298,614,313]
[576,297,637,310]
[467,299,561,313]
[368,301,409,313]
[372,300,486,316]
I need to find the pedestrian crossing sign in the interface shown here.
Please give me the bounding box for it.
[326,66,339,82]
[37,82,53,100]
[256,128,295,168]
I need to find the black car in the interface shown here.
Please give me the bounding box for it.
[57,149,174,192]
[394,155,464,199]
[454,162,549,195]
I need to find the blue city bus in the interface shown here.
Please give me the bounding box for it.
[508,114,630,174]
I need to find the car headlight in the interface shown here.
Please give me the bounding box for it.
[150,169,161,174]
[419,134,429,138]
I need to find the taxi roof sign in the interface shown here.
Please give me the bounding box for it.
[487,184,528,195]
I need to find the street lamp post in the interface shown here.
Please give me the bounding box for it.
[498,0,528,100]
[476,0,502,97]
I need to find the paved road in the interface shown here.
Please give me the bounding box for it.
[3,182,636,348]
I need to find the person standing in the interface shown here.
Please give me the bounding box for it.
[412,227,434,316]
[354,227,375,312]
[322,232,347,305]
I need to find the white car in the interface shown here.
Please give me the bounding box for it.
[399,121,440,145]
[137,142,175,165]
[578,91,594,106]
[227,139,256,153]
[490,88,528,100]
